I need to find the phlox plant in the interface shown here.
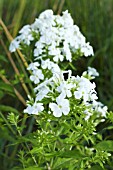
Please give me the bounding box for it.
[8,10,113,170]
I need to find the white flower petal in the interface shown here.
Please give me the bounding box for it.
[61,99,70,115]
[74,91,82,99]
[9,39,20,52]
[24,103,44,115]
[67,90,72,98]
[49,103,62,117]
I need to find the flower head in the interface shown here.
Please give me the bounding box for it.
[49,95,70,117]
[74,76,98,103]
[9,9,107,122]
[82,67,99,79]
[24,103,44,115]
[30,69,44,84]
[9,9,94,62]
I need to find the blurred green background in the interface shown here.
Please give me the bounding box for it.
[0,0,113,169]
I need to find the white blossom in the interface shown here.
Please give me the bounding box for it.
[19,25,31,34]
[82,67,99,80]
[74,76,98,103]
[41,59,53,70]
[88,67,99,77]
[63,41,72,62]
[49,95,70,117]
[93,101,108,117]
[27,62,40,71]
[24,102,44,115]
[9,9,94,60]
[9,39,20,52]
[39,9,54,20]
[56,82,73,98]
[18,25,34,45]
[30,69,44,84]
[84,109,92,120]
[81,42,94,57]
[62,10,74,28]
[36,86,50,101]
[9,9,107,120]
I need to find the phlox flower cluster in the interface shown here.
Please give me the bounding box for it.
[24,64,107,119]
[9,10,93,63]
[9,10,107,120]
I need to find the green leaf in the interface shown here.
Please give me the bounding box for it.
[53,157,72,169]
[95,140,113,151]
[69,62,76,70]
[52,150,84,169]
[0,82,14,93]
[30,147,43,155]
[0,105,19,114]
[24,166,43,170]
[104,125,113,130]
[88,165,103,170]
[59,150,84,159]
[0,55,8,62]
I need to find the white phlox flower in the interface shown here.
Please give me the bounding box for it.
[81,42,94,57]
[53,54,64,62]
[52,69,72,91]
[9,10,94,61]
[30,69,44,84]
[34,77,53,93]
[18,25,34,45]
[19,25,31,34]
[84,109,92,120]
[63,41,72,62]
[82,67,99,79]
[34,41,44,57]
[51,63,61,75]
[41,60,61,78]
[56,81,73,98]
[27,62,40,71]
[87,67,99,78]
[48,45,63,59]
[36,86,50,101]
[49,95,70,117]
[74,76,98,103]
[24,102,44,115]
[9,38,20,52]
[52,70,64,84]
[34,47,43,57]
[92,101,108,117]
[9,9,106,120]
[35,41,44,49]
[41,59,54,70]
[62,10,74,28]
[39,9,54,21]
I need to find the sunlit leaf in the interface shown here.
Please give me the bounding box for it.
[0,105,19,114]
[95,140,113,151]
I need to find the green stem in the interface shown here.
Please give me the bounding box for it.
[14,52,35,96]
[0,112,16,135]
[16,124,38,166]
